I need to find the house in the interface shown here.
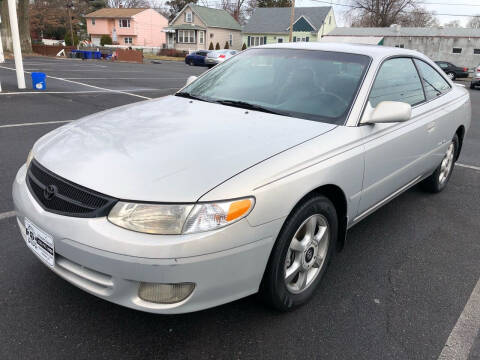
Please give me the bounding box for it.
[85,8,168,47]
[242,6,336,48]
[322,25,480,69]
[163,4,242,51]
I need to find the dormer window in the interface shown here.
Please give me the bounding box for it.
[185,11,193,23]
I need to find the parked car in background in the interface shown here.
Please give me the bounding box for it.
[13,43,471,314]
[470,65,480,89]
[185,50,210,66]
[435,61,469,80]
[205,50,238,67]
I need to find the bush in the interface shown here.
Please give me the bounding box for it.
[224,41,229,49]
[242,43,247,50]
[215,42,220,50]
[64,32,79,46]
[158,48,187,57]
[208,42,214,50]
[100,35,112,46]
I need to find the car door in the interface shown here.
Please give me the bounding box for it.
[356,57,439,219]
[197,51,207,65]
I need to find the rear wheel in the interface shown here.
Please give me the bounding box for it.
[447,72,456,80]
[421,134,458,193]
[471,83,475,90]
[260,195,337,311]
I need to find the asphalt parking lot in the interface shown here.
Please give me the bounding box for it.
[1,56,480,360]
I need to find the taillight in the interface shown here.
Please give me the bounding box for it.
[464,67,468,72]
[477,67,480,72]
[219,54,226,58]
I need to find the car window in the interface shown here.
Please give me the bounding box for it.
[369,57,425,107]
[182,48,371,125]
[198,51,207,56]
[438,62,448,69]
[414,59,451,100]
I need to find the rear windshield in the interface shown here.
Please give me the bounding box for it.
[182,48,371,124]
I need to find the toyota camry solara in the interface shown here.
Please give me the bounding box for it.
[13,43,471,313]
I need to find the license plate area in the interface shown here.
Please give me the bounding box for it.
[24,218,55,267]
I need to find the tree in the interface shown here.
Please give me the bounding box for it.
[165,0,197,21]
[256,0,291,7]
[65,31,79,46]
[467,15,480,29]
[0,0,32,53]
[208,41,214,50]
[444,20,461,28]
[215,42,220,49]
[241,42,246,50]
[224,41,229,49]
[348,0,438,28]
[101,34,113,46]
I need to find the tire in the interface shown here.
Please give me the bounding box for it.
[421,134,459,193]
[260,195,338,311]
[447,72,456,81]
[188,60,194,66]
[471,83,475,90]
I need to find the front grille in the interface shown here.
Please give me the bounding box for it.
[27,160,116,218]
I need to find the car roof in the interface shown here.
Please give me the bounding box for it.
[255,42,427,61]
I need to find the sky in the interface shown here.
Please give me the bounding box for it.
[295,0,480,27]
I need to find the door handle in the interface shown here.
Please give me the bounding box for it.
[427,121,436,132]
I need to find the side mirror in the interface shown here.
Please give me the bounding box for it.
[361,101,412,125]
[186,75,197,86]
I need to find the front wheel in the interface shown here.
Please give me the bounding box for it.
[260,195,337,311]
[421,134,458,193]
[447,72,456,80]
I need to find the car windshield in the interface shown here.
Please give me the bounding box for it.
[180,48,371,124]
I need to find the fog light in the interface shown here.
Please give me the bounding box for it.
[138,282,195,304]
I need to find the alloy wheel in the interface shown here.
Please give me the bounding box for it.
[439,142,455,185]
[284,214,329,294]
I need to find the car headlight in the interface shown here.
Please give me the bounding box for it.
[108,197,255,235]
[26,149,34,168]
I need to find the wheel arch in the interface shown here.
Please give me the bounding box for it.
[456,125,465,160]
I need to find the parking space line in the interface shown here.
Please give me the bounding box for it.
[0,65,152,100]
[0,211,16,221]
[0,88,178,96]
[63,77,186,80]
[457,163,480,171]
[438,276,480,360]
[0,120,72,129]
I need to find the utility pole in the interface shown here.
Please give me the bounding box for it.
[289,0,295,42]
[66,1,75,48]
[8,0,26,89]
[0,15,5,63]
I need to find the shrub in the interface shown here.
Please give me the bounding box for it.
[224,41,229,49]
[100,35,112,46]
[64,32,79,46]
[158,48,187,57]
[208,42,214,50]
[215,42,220,50]
[241,43,247,50]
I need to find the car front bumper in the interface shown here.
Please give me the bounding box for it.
[12,164,282,313]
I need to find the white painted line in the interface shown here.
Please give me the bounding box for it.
[0,120,72,128]
[0,65,152,100]
[457,163,480,172]
[438,277,480,360]
[0,88,178,96]
[0,211,16,221]
[63,77,186,80]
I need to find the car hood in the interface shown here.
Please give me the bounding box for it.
[34,96,336,202]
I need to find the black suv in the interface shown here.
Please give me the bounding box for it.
[435,61,469,80]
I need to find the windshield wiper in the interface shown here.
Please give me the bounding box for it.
[215,100,285,115]
[175,92,212,102]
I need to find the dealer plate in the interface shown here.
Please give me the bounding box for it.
[24,218,55,267]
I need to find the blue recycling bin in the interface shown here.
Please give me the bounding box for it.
[31,72,47,91]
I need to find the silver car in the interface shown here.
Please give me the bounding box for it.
[13,43,471,314]
[204,49,238,67]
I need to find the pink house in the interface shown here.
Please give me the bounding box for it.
[85,8,168,47]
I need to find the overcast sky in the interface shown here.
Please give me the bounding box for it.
[295,0,480,27]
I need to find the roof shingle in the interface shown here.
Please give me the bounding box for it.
[188,5,241,31]
[85,8,146,18]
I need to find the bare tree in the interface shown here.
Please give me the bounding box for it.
[444,19,462,28]
[107,0,150,7]
[220,0,247,22]
[348,0,438,28]
[0,0,32,53]
[467,15,480,29]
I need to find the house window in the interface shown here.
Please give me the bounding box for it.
[229,33,233,47]
[199,31,204,45]
[177,30,195,44]
[91,19,95,25]
[251,36,265,46]
[474,49,480,55]
[124,37,133,44]
[278,38,283,43]
[395,44,404,48]
[119,19,130,28]
[185,11,193,23]
[452,47,462,54]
